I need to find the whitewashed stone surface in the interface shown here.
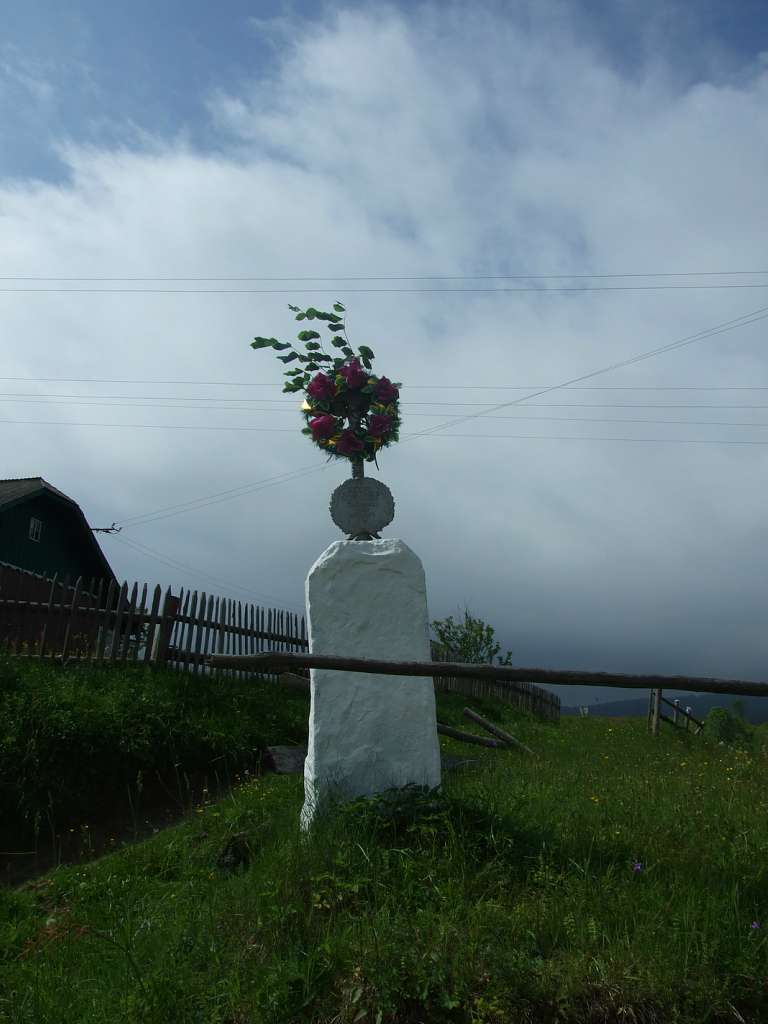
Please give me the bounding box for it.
[300,538,442,829]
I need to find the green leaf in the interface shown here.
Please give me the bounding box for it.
[327,321,345,331]
[330,335,347,347]
[287,304,300,312]
[297,353,311,362]
[272,341,292,350]
[251,337,278,350]
[295,313,306,321]
[277,352,300,363]
[284,367,304,376]
[305,362,319,370]
[341,347,354,358]
[313,353,333,362]
[357,345,375,360]
[305,308,319,319]
[332,358,346,368]
[361,357,372,370]
[297,330,322,342]
[333,302,345,312]
[304,341,322,350]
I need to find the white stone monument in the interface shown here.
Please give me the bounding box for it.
[300,464,441,830]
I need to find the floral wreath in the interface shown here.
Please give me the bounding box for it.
[251,302,402,469]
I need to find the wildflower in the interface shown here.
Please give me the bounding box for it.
[633,862,643,872]
[752,921,760,930]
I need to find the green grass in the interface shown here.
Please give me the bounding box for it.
[1,653,768,1023]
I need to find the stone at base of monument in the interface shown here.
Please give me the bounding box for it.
[301,538,442,829]
[265,745,477,776]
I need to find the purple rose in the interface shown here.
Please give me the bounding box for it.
[339,359,368,390]
[309,415,339,440]
[368,413,393,437]
[336,429,365,455]
[306,372,336,401]
[374,376,399,404]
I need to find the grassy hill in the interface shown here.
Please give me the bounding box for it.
[1,654,767,1023]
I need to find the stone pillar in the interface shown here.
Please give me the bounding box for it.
[300,538,441,829]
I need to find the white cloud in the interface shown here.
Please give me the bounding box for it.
[3,2,768,707]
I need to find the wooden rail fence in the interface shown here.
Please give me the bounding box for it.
[0,565,308,680]
[647,688,704,736]
[430,642,560,722]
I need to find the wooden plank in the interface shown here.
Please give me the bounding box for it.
[109,583,129,662]
[184,590,199,674]
[150,587,175,666]
[462,707,535,755]
[119,581,139,661]
[436,723,508,749]
[206,651,768,699]
[192,591,206,676]
[132,582,148,663]
[38,572,59,659]
[201,593,214,677]
[60,576,83,662]
[142,584,162,664]
[95,579,114,663]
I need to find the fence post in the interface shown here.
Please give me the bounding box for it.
[651,687,661,736]
[685,705,692,731]
[673,698,679,726]
[150,588,178,667]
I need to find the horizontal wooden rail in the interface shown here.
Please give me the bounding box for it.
[660,695,704,729]
[206,651,768,698]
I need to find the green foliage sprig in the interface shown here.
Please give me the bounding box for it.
[251,302,402,468]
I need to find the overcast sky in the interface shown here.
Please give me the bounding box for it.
[3,0,768,710]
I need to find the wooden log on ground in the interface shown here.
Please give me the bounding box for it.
[280,672,310,693]
[263,746,481,776]
[462,707,535,756]
[436,723,508,749]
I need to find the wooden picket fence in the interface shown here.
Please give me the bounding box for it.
[430,642,560,723]
[0,563,308,682]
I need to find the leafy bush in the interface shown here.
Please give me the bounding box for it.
[702,706,755,751]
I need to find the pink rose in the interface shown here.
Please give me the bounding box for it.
[309,415,339,440]
[368,413,393,437]
[339,359,368,390]
[374,376,399,404]
[335,429,365,455]
[306,372,336,401]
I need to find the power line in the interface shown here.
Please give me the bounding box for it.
[118,463,330,529]
[6,417,768,443]
[109,533,305,613]
[8,301,766,532]
[2,270,767,281]
[8,396,768,410]
[3,284,768,294]
[4,377,768,390]
[397,305,768,445]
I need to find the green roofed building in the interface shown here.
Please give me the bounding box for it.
[0,477,117,587]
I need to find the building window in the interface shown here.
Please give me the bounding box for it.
[29,517,42,542]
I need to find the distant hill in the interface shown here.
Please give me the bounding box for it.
[562,693,768,725]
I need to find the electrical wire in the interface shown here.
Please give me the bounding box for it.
[7,301,768,531]
[3,284,768,293]
[397,305,768,445]
[4,378,768,390]
[2,270,768,280]
[109,533,305,613]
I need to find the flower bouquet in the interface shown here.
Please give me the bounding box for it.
[251,302,402,471]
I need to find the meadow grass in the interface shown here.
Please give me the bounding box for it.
[1,653,767,1022]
